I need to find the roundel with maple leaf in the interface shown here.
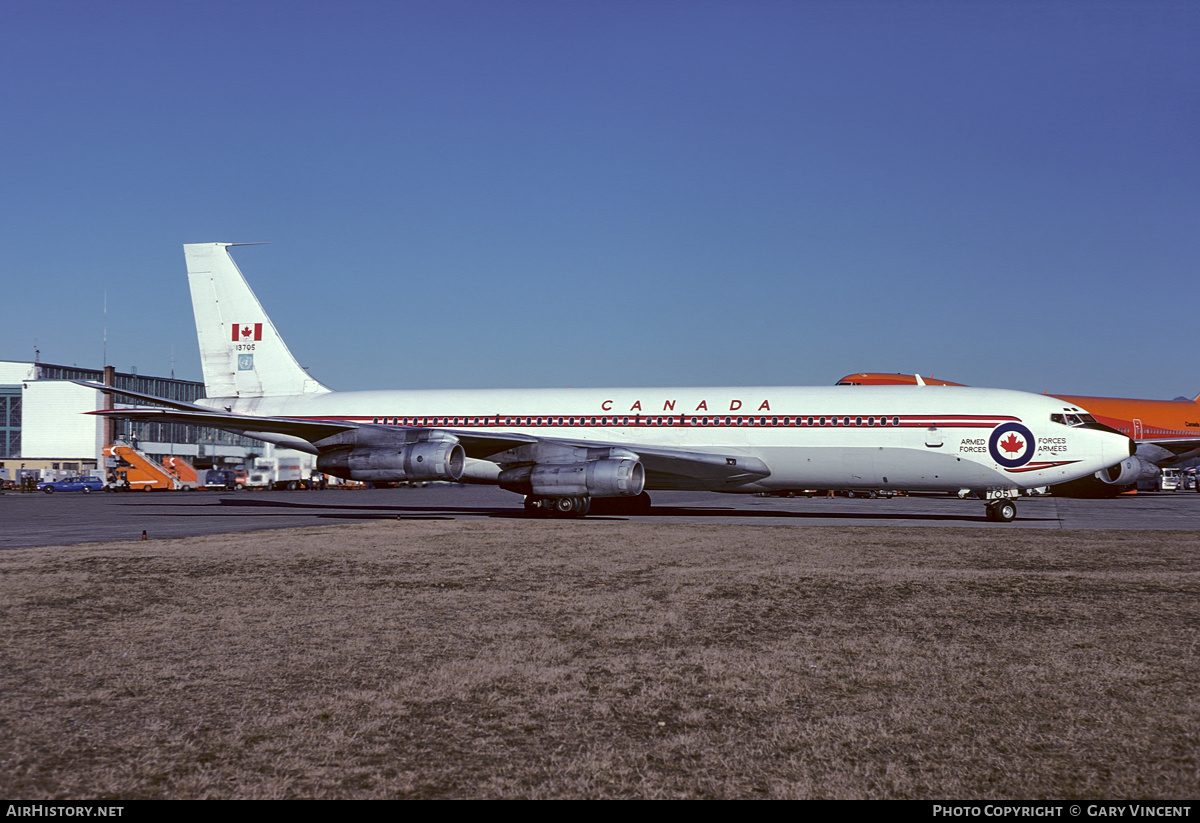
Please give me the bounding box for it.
[988,422,1036,469]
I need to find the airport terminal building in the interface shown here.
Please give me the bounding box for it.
[0,359,260,482]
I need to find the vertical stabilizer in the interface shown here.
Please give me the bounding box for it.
[184,243,330,399]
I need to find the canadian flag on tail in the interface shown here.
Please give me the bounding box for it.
[233,323,263,342]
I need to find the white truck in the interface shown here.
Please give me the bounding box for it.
[246,456,311,490]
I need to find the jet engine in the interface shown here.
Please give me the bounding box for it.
[1097,455,1158,487]
[498,458,645,498]
[1049,455,1159,498]
[317,440,465,483]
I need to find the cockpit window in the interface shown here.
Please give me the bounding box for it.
[1052,412,1101,428]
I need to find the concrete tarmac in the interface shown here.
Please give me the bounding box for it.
[2,485,1198,547]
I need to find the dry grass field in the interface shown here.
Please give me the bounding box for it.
[1,521,1197,799]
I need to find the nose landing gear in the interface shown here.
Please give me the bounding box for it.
[986,498,1017,522]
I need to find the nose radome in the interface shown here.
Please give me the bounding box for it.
[1105,433,1137,465]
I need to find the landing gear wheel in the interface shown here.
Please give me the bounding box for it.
[524,495,548,517]
[550,496,591,518]
[986,499,1017,522]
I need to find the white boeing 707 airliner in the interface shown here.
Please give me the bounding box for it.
[82,243,1134,522]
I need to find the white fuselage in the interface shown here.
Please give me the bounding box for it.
[201,384,1131,494]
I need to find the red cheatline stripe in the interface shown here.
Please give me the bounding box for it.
[289,413,1021,429]
[1004,461,1080,473]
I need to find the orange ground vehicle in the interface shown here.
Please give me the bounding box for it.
[103,444,197,491]
[161,455,200,489]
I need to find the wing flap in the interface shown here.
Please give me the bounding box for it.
[632,445,772,489]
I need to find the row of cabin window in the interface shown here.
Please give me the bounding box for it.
[371,415,907,428]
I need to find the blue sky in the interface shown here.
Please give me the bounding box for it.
[2,0,1196,398]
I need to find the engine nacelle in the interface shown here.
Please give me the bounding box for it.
[1098,455,1158,487]
[498,458,645,498]
[317,440,466,483]
[1050,454,1160,498]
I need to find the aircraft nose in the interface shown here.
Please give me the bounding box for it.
[1106,433,1136,465]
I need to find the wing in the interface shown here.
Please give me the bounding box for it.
[78,381,361,452]
[79,381,770,488]
[476,436,771,490]
[1136,436,1200,464]
[80,380,538,454]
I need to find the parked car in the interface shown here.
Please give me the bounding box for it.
[202,469,238,490]
[37,476,105,494]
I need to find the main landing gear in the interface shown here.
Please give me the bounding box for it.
[985,498,1017,523]
[523,492,653,518]
[524,495,591,518]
